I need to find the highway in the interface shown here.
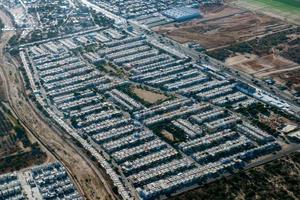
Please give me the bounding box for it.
[140,26,300,114]
[80,0,125,23]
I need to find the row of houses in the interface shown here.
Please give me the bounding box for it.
[22,25,283,200]
[0,163,82,200]
[0,173,24,200]
[107,89,144,111]
[31,163,82,200]
[89,0,200,20]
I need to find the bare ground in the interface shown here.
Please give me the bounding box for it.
[133,87,168,104]
[155,5,288,50]
[226,53,300,92]
[227,54,298,76]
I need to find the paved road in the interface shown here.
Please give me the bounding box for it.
[153,30,300,114]
[80,0,125,23]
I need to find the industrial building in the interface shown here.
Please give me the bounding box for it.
[162,7,202,21]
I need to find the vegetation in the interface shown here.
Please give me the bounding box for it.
[245,0,300,15]
[149,121,188,144]
[237,101,299,135]
[14,124,31,148]
[0,108,46,174]
[91,10,115,27]
[207,28,300,62]
[0,142,46,174]
[117,84,171,107]
[282,46,300,64]
[0,19,4,36]
[170,152,300,200]
[236,102,279,136]
[0,110,13,136]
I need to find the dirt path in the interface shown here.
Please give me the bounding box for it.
[257,65,300,77]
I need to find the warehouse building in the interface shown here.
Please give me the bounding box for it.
[162,7,202,21]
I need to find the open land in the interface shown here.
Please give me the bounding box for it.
[0,106,49,174]
[155,2,300,96]
[154,5,290,50]
[215,28,300,93]
[226,54,300,82]
[132,87,168,104]
[232,0,300,25]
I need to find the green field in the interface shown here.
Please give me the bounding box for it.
[251,0,300,11]
[237,0,300,24]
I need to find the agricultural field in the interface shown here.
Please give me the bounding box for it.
[233,0,300,25]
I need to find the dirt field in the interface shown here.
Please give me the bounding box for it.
[161,130,176,142]
[155,5,288,50]
[133,87,168,104]
[226,53,300,92]
[227,54,298,76]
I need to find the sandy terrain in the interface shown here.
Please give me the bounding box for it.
[225,53,258,67]
[227,53,300,92]
[227,54,298,76]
